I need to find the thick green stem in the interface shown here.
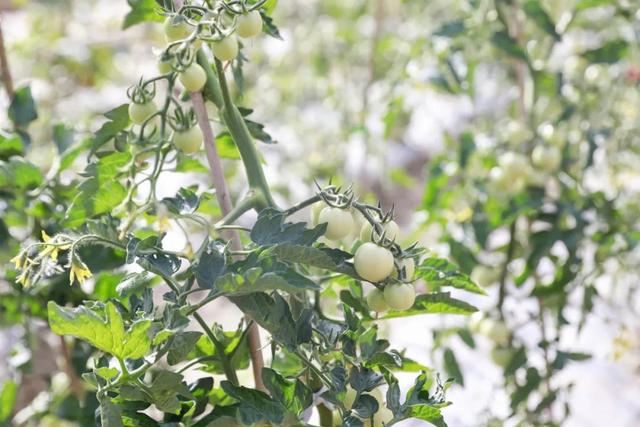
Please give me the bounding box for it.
[197,51,275,210]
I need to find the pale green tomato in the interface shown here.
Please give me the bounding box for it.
[366,288,389,313]
[179,63,207,92]
[384,283,416,310]
[318,207,353,240]
[491,347,513,367]
[354,242,394,282]
[531,145,561,172]
[236,10,263,38]
[157,56,174,74]
[498,152,530,179]
[172,126,203,154]
[365,405,394,427]
[471,265,499,287]
[164,16,192,42]
[360,220,399,242]
[480,319,510,345]
[128,101,157,125]
[468,312,484,333]
[309,202,325,226]
[392,257,415,282]
[212,36,239,62]
[489,166,526,194]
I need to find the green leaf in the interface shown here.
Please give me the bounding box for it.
[353,394,379,418]
[53,123,75,154]
[261,368,313,415]
[582,39,629,64]
[194,240,226,289]
[491,31,527,60]
[408,405,447,427]
[231,292,298,350]
[123,0,164,29]
[269,243,356,277]
[349,366,384,392]
[0,158,43,190]
[0,380,17,422]
[167,331,203,365]
[417,258,486,295]
[146,370,191,414]
[523,0,560,40]
[0,132,24,160]
[47,301,152,360]
[382,292,477,318]
[99,396,124,427]
[91,104,130,155]
[443,348,463,386]
[187,325,250,374]
[250,209,325,246]
[162,187,200,214]
[64,152,131,227]
[116,272,152,297]
[8,86,38,127]
[221,381,285,425]
[215,132,241,159]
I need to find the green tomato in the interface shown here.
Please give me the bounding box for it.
[367,288,389,313]
[173,126,203,154]
[158,56,174,74]
[360,220,399,242]
[309,202,325,226]
[164,15,192,42]
[128,101,157,125]
[491,347,513,368]
[179,63,207,92]
[531,145,561,172]
[480,318,510,345]
[318,207,354,240]
[470,265,499,287]
[354,242,394,283]
[212,36,239,62]
[383,283,416,310]
[236,10,263,38]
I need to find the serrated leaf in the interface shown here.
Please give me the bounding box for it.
[91,104,131,155]
[269,243,356,276]
[408,405,447,427]
[582,39,629,64]
[262,368,313,415]
[523,0,560,40]
[417,258,486,295]
[443,348,463,386]
[99,396,124,427]
[250,209,325,246]
[123,0,163,29]
[221,381,285,424]
[491,31,527,60]
[8,86,38,127]
[48,301,151,360]
[195,240,227,288]
[0,132,24,160]
[167,331,203,365]
[382,293,477,318]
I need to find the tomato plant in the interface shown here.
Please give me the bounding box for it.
[0,1,484,426]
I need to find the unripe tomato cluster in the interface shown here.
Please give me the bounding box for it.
[160,9,263,77]
[310,201,418,313]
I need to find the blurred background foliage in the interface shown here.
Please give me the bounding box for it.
[1,0,640,426]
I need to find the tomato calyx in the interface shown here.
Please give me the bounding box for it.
[127,79,156,105]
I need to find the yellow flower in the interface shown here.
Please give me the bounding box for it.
[16,270,30,287]
[40,231,71,261]
[10,253,24,269]
[69,259,92,285]
[41,230,52,242]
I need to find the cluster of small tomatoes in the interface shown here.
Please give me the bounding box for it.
[128,10,264,155]
[310,201,418,314]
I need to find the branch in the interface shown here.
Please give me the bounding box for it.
[0,14,14,97]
